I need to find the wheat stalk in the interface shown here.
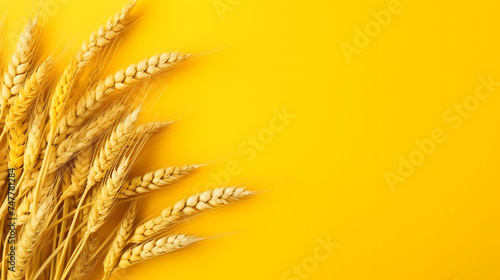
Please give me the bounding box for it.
[130,187,253,243]
[119,164,200,198]
[118,234,201,269]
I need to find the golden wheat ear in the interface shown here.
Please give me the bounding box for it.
[56,52,190,143]
[119,164,201,198]
[103,201,139,277]
[119,234,202,269]
[130,186,254,244]
[0,18,38,130]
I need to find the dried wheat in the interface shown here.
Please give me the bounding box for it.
[130,187,253,243]
[0,19,38,129]
[119,164,200,198]
[119,234,201,269]
[86,108,139,189]
[56,52,189,141]
[103,201,138,276]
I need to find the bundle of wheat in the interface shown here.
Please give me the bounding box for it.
[0,1,253,279]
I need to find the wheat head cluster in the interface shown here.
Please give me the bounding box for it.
[0,1,254,279]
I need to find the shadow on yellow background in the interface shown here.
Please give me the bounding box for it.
[3,0,500,279]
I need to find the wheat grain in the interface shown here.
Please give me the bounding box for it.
[119,164,200,198]
[119,234,201,269]
[130,187,253,243]
[103,201,138,276]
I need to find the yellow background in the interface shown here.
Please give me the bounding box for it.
[2,0,500,279]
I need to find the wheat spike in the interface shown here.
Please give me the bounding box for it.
[87,156,130,235]
[16,173,55,225]
[119,164,200,198]
[4,59,50,178]
[130,187,253,243]
[68,235,100,280]
[118,235,201,269]
[22,92,47,174]
[12,196,53,279]
[4,58,52,132]
[49,104,126,174]
[61,147,93,200]
[56,52,189,142]
[86,108,139,189]
[7,121,29,179]
[103,201,138,276]
[0,19,38,129]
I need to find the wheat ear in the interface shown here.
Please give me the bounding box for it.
[103,201,138,277]
[87,156,130,235]
[0,19,38,129]
[68,235,100,280]
[130,187,253,243]
[127,120,174,148]
[12,196,53,279]
[23,99,47,175]
[4,58,50,180]
[119,164,200,198]
[4,58,52,132]
[7,122,29,179]
[49,104,127,173]
[56,52,190,142]
[86,108,139,189]
[60,147,94,200]
[118,235,201,269]
[16,172,55,225]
